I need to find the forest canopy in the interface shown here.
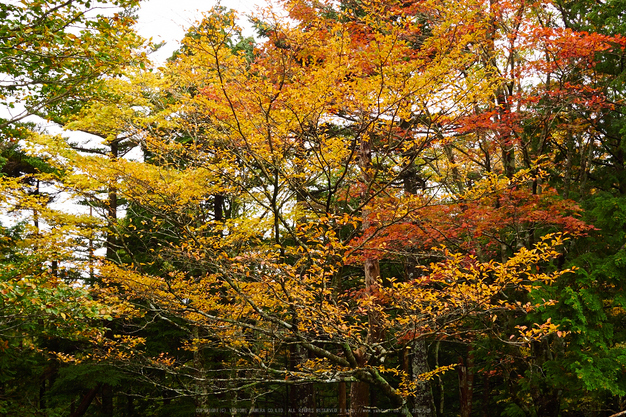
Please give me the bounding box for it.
[2,0,626,416]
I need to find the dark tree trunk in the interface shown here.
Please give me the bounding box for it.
[458,352,475,417]
[70,384,102,417]
[289,345,316,414]
[102,383,114,417]
[125,395,135,417]
[350,380,370,417]
[106,141,119,261]
[339,381,348,416]
[349,132,381,416]
[481,373,490,417]
[214,193,224,221]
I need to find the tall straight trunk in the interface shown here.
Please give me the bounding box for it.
[39,376,46,410]
[287,159,318,412]
[100,140,120,417]
[412,340,435,417]
[435,342,445,416]
[350,380,370,417]
[193,326,210,417]
[443,144,465,193]
[405,346,435,415]
[214,194,224,222]
[339,382,348,416]
[350,133,381,416]
[481,373,491,417]
[402,162,435,417]
[102,383,114,417]
[458,351,475,417]
[88,204,96,280]
[360,134,382,341]
[126,395,135,417]
[289,345,316,413]
[106,141,119,261]
[33,179,40,230]
[497,88,515,180]
[194,190,227,416]
[485,0,515,180]
[562,126,574,199]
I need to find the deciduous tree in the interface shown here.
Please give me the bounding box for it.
[49,2,596,415]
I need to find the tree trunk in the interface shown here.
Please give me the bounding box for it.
[289,345,316,414]
[349,132,382,416]
[401,145,434,417]
[70,384,102,417]
[350,381,370,417]
[458,351,475,417]
[102,383,114,417]
[481,373,490,417]
[193,326,210,417]
[126,395,135,417]
[339,381,348,416]
[106,141,119,261]
[412,340,435,417]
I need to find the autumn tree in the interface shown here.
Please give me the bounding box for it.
[0,0,146,130]
[33,2,599,416]
[18,0,626,415]
[0,1,152,415]
[481,1,626,414]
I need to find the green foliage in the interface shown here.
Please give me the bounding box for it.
[0,0,146,130]
[170,7,255,63]
[506,192,626,414]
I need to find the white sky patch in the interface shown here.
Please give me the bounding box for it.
[135,0,266,64]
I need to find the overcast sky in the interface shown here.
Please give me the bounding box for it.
[135,0,265,63]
